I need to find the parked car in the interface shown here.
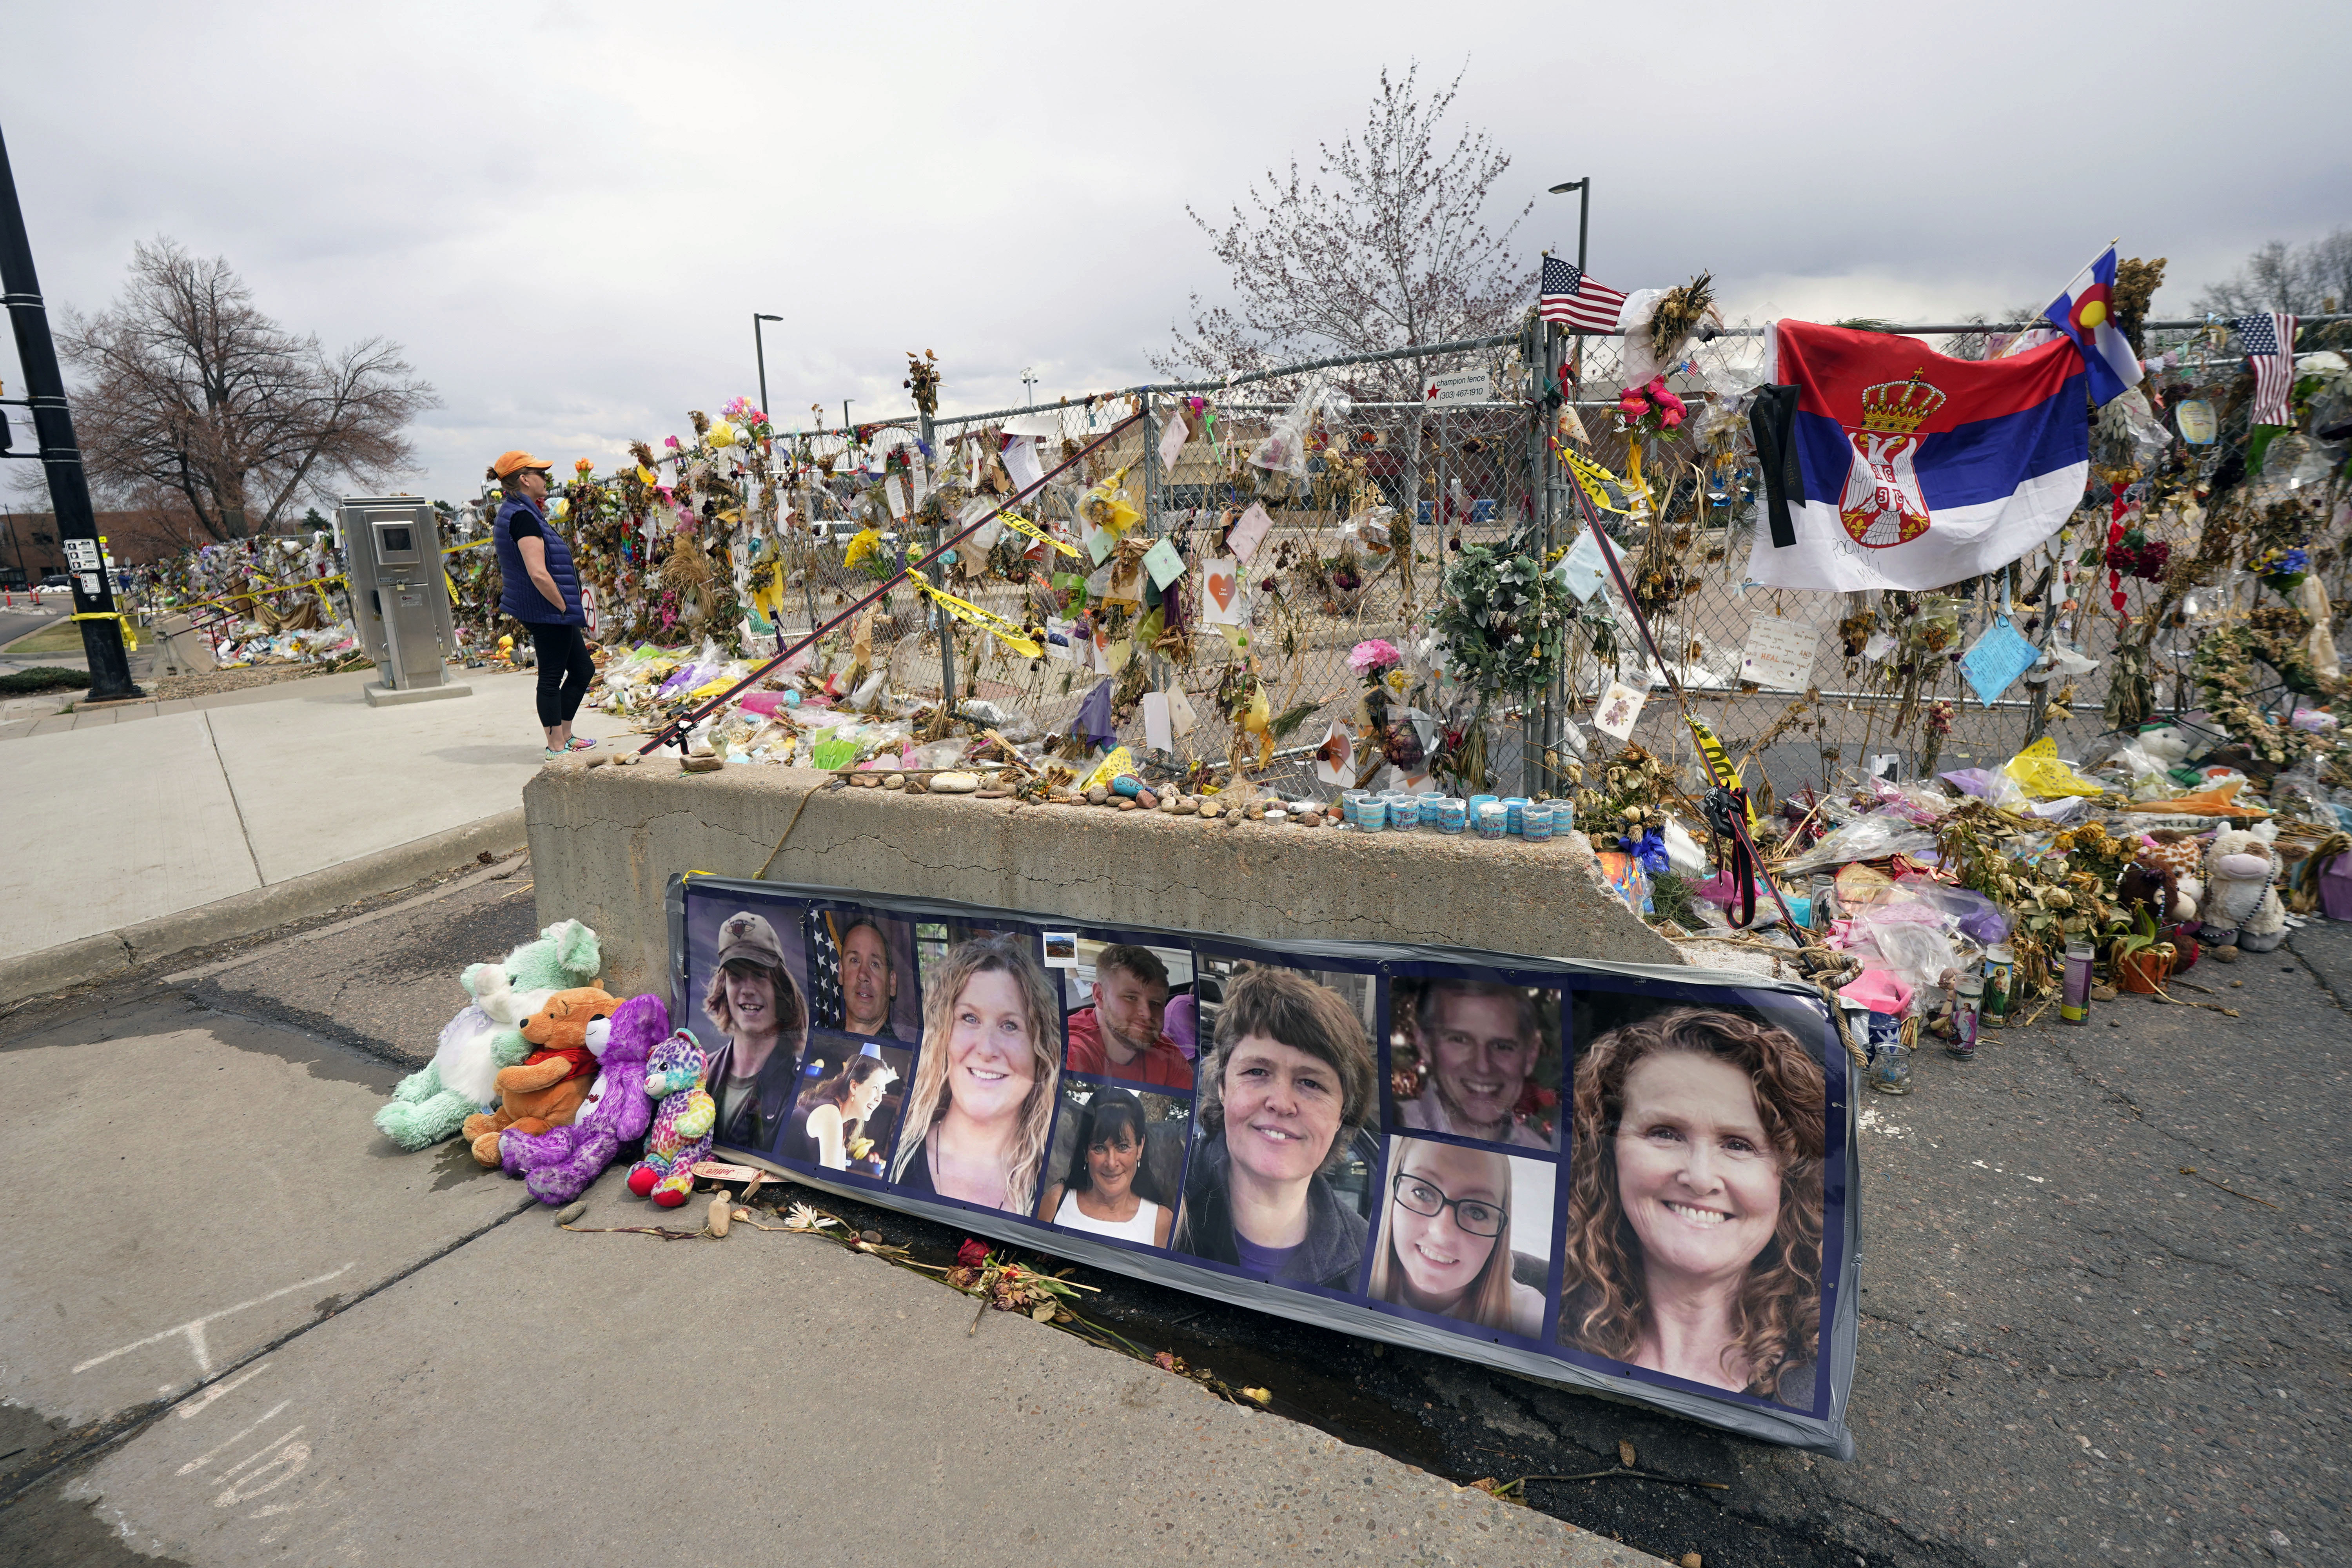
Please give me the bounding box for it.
[40,572,70,589]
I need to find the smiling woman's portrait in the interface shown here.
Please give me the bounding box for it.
[888,933,1061,1215]
[1368,1135,1550,1337]
[1559,1002,1826,1406]
[1171,965,1378,1290]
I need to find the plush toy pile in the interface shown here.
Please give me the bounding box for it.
[373,918,722,1210]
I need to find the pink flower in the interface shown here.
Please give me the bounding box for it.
[1348,638,1402,675]
[663,436,681,450]
[1662,410,1684,428]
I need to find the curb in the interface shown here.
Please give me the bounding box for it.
[0,809,529,1005]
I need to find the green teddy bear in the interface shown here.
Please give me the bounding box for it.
[374,919,602,1151]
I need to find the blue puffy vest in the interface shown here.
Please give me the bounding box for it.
[493,497,584,626]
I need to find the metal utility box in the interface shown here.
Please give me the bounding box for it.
[337,495,471,707]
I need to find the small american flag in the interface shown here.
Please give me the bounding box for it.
[2234,312,2300,427]
[1539,255,1628,334]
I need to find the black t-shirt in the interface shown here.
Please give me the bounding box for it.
[505,507,546,544]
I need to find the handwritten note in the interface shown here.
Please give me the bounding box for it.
[1143,536,1186,591]
[1738,615,1820,691]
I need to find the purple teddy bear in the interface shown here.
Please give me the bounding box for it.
[499,993,668,1205]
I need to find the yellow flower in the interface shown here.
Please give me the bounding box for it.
[844,527,882,570]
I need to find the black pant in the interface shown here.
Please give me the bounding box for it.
[528,622,595,728]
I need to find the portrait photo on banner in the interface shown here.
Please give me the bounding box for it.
[1169,960,1382,1292]
[805,907,924,1043]
[1557,988,1834,1412]
[1368,1133,1554,1341]
[1387,977,1563,1152]
[685,897,813,1155]
[775,1031,913,1178]
[1034,1078,1192,1249]
[1059,938,1200,1093]
[887,928,1063,1217]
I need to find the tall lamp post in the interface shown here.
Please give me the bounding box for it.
[1531,175,1592,796]
[0,119,139,699]
[752,312,782,418]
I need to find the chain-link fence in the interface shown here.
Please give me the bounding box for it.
[671,313,2345,822]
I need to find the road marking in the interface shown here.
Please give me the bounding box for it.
[73,1263,355,1376]
[178,1402,290,1475]
[218,1426,305,1485]
[174,1360,272,1419]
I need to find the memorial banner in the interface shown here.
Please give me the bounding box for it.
[669,874,1858,1455]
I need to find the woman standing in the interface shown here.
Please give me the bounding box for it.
[889,934,1061,1214]
[1034,1087,1176,1247]
[489,449,597,760]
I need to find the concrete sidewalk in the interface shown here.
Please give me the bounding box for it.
[0,665,621,994]
[0,976,1658,1568]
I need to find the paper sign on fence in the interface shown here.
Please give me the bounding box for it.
[1166,683,1198,736]
[1739,615,1820,691]
[1200,557,1244,625]
[1002,436,1044,495]
[1227,503,1274,564]
[1143,691,1174,752]
[1593,680,1648,741]
[1555,528,1608,602]
[1159,412,1190,468]
[1143,537,1186,591]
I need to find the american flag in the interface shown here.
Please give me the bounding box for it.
[2234,312,2300,427]
[1539,255,1628,334]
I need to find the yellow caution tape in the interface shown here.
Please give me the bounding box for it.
[991,509,1080,557]
[1683,713,1760,833]
[1559,447,1636,516]
[904,568,1043,659]
[67,611,138,651]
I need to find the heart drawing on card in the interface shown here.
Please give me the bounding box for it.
[1207,565,1235,611]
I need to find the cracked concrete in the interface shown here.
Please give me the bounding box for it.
[523,761,1685,997]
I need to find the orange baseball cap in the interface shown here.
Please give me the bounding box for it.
[492,449,554,477]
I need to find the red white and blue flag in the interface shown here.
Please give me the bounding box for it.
[1538,255,1628,334]
[2234,312,2299,427]
[2040,245,2143,407]
[1744,321,2090,593]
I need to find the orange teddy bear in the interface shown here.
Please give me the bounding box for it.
[464,986,620,1166]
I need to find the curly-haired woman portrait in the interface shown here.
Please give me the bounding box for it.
[1559,1004,1826,1406]
[888,934,1061,1214]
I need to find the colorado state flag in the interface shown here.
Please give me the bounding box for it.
[2042,246,2144,407]
[1744,321,2089,593]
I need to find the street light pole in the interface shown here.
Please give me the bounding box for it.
[1537,176,1592,797]
[1022,367,1037,408]
[753,312,782,418]
[0,118,140,700]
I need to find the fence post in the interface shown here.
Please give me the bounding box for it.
[923,410,955,715]
[1521,313,1547,798]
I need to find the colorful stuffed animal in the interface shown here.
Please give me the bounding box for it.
[374,920,601,1151]
[2198,827,2287,955]
[464,985,620,1166]
[628,1027,715,1208]
[501,993,667,1204]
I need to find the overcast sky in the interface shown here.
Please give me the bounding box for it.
[4,1,2347,509]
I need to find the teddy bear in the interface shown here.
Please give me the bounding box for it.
[628,1027,715,1209]
[374,920,601,1151]
[464,985,621,1166]
[2198,827,2287,956]
[500,993,668,1204]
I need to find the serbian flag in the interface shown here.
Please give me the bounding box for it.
[1744,321,2089,593]
[2042,246,2143,406]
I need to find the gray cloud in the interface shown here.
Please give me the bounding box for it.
[4,0,2345,508]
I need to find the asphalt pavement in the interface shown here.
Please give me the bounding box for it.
[0,859,2343,1568]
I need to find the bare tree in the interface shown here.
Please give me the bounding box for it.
[1156,64,1535,530]
[45,238,437,543]
[2195,229,2352,318]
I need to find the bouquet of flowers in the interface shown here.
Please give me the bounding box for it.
[2251,545,2310,597]
[1615,376,1688,443]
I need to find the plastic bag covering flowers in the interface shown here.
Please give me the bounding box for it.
[1348,638,1402,676]
[1617,376,1688,441]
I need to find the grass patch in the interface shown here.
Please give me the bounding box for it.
[0,666,94,694]
[1,618,97,656]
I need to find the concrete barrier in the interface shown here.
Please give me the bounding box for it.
[524,762,1683,998]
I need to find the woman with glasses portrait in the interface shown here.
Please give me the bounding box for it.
[1367,1136,1545,1336]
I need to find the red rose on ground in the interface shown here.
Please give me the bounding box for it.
[956,1238,990,1269]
